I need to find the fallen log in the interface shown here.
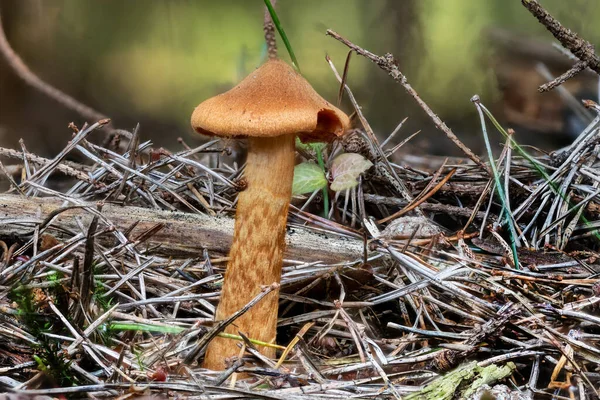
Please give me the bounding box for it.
[0,194,367,263]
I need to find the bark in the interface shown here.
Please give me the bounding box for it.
[0,193,367,264]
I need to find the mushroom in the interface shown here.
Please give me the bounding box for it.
[191,59,350,370]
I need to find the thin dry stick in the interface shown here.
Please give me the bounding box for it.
[0,12,108,123]
[0,147,93,183]
[540,61,588,92]
[378,167,457,224]
[325,55,422,216]
[326,29,490,176]
[263,0,278,59]
[521,0,600,91]
[0,159,25,195]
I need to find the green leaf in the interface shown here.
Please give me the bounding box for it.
[295,137,326,153]
[292,162,327,195]
[330,153,372,192]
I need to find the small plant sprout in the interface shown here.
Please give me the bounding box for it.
[292,152,373,195]
[292,162,328,196]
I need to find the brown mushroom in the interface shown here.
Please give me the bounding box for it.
[191,59,349,370]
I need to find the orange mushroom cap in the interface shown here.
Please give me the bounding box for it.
[191,59,350,143]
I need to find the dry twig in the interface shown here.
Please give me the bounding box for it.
[521,0,600,91]
[326,29,491,175]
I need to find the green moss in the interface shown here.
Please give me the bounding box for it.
[405,361,516,400]
[10,286,76,386]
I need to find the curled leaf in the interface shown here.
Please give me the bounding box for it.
[292,162,327,195]
[330,153,373,192]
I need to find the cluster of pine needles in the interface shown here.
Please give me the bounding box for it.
[0,32,599,400]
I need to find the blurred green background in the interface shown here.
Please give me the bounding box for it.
[0,0,598,157]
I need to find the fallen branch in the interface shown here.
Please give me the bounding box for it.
[0,194,367,263]
[326,29,490,176]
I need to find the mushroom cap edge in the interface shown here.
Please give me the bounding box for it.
[191,59,350,143]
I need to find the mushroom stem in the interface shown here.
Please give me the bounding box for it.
[203,134,295,370]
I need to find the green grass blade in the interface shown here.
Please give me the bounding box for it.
[479,104,600,243]
[108,323,184,334]
[473,99,520,268]
[316,150,330,217]
[264,0,300,73]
